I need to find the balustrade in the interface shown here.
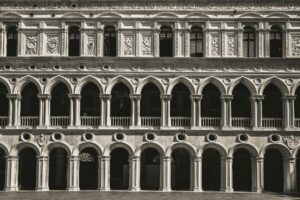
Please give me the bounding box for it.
[0,116,8,126]
[80,116,101,126]
[141,117,160,127]
[20,116,39,126]
[50,116,70,126]
[170,117,191,127]
[262,118,282,128]
[295,118,300,127]
[201,117,221,127]
[111,117,131,127]
[231,117,251,127]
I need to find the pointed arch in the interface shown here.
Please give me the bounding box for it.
[0,77,12,94]
[259,77,289,96]
[106,76,134,94]
[198,77,226,95]
[228,77,257,96]
[291,80,300,95]
[228,143,259,157]
[61,12,85,19]
[41,141,72,157]
[10,142,41,157]
[74,76,103,94]
[266,13,290,19]
[103,142,134,157]
[98,12,122,19]
[13,76,43,95]
[0,142,9,156]
[154,12,179,19]
[197,142,227,157]
[238,12,263,19]
[259,143,292,158]
[185,12,210,19]
[72,141,103,157]
[167,77,195,95]
[165,142,196,157]
[44,76,73,94]
[136,76,164,95]
[0,12,22,19]
[134,142,165,157]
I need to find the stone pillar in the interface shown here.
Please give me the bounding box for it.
[100,156,110,191]
[130,94,141,127]
[184,29,190,57]
[190,95,202,128]
[5,156,18,191]
[221,95,233,128]
[283,157,297,193]
[221,157,233,192]
[160,95,172,128]
[251,95,264,128]
[96,24,103,57]
[254,157,263,192]
[99,94,111,127]
[37,94,51,127]
[153,29,160,57]
[68,156,80,191]
[130,156,141,191]
[162,156,171,191]
[194,157,202,192]
[258,22,265,58]
[237,23,243,57]
[37,156,49,191]
[283,95,296,129]
[68,94,81,127]
[7,95,13,127]
[264,23,270,58]
[6,94,21,127]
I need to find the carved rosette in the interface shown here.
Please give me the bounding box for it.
[87,35,95,55]
[142,35,152,56]
[46,35,60,55]
[25,35,38,55]
[211,35,220,56]
[291,36,300,57]
[124,35,134,55]
[227,35,235,56]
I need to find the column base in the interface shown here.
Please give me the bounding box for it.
[68,187,80,191]
[5,187,18,191]
[161,187,171,192]
[193,188,203,192]
[100,187,110,191]
[37,187,49,191]
[221,188,233,192]
[252,188,262,193]
[131,187,141,191]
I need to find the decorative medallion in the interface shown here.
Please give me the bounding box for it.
[37,134,47,146]
[142,35,152,55]
[192,78,200,85]
[253,78,262,85]
[101,77,108,84]
[79,152,95,162]
[162,78,169,85]
[223,78,231,85]
[131,77,139,85]
[87,35,95,55]
[283,135,299,149]
[25,36,38,55]
[286,78,294,85]
[46,35,60,55]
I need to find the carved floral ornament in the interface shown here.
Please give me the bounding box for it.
[25,35,38,55]
[283,135,299,149]
[291,36,300,57]
[124,35,134,55]
[46,35,60,54]
[142,35,152,56]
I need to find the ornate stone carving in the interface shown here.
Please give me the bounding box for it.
[211,35,220,56]
[36,134,47,146]
[142,35,152,55]
[124,35,134,55]
[283,135,299,149]
[227,36,235,56]
[79,152,95,162]
[291,36,300,57]
[25,35,38,55]
[87,35,95,55]
[46,35,60,55]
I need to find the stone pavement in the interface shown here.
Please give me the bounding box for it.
[0,191,299,200]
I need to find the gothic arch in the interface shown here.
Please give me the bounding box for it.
[0,12,22,19]
[228,143,259,157]
[44,76,73,94]
[259,77,289,96]
[228,77,257,96]
[0,142,9,156]
[0,77,12,94]
[185,12,210,19]
[103,142,134,157]
[13,75,43,95]
[154,12,179,19]
[134,142,165,157]
[198,77,226,95]
[136,76,165,95]
[197,142,228,157]
[259,143,292,158]
[61,12,85,19]
[72,141,103,157]
[292,145,300,158]
[266,13,291,19]
[238,12,263,19]
[10,142,41,157]
[106,76,134,94]
[167,77,195,95]
[41,141,72,157]
[74,76,104,94]
[290,80,300,95]
[165,142,196,157]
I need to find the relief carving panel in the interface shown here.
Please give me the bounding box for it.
[211,35,220,56]
[46,35,60,55]
[227,35,236,56]
[86,34,95,55]
[291,36,300,57]
[124,35,134,55]
[142,35,152,56]
[25,35,38,55]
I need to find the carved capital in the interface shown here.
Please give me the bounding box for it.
[221,95,234,101]
[190,95,203,101]
[38,94,51,100]
[251,95,264,101]
[99,94,111,100]
[160,94,172,101]
[68,94,81,100]
[6,94,21,100]
[130,94,141,100]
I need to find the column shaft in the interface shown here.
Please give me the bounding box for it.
[37,156,49,191]
[5,156,18,191]
[162,157,171,191]
[194,157,202,192]
[130,156,141,191]
[100,156,110,191]
[68,156,80,191]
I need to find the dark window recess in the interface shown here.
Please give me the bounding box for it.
[190,26,203,57]
[6,26,18,56]
[270,26,282,57]
[68,26,80,56]
[243,26,256,57]
[159,26,173,57]
[104,26,117,57]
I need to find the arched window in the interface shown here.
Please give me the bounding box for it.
[159,26,173,57]
[104,26,117,57]
[6,25,18,56]
[190,26,203,57]
[243,26,256,57]
[270,26,283,57]
[68,26,80,56]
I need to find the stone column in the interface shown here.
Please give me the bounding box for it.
[264,23,270,58]
[283,95,296,129]
[237,23,243,57]
[194,157,202,192]
[254,157,264,192]
[160,95,172,128]
[221,157,233,192]
[184,29,190,57]
[37,156,49,191]
[221,95,233,128]
[100,156,110,191]
[7,94,13,127]
[5,156,18,191]
[130,156,141,191]
[251,95,264,128]
[6,94,21,127]
[96,24,103,57]
[68,94,81,127]
[153,29,160,57]
[130,94,141,127]
[68,156,80,191]
[283,157,297,193]
[190,95,202,128]
[37,94,51,127]
[162,156,171,191]
[99,94,111,127]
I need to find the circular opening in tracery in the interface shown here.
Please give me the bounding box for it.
[270,134,281,143]
[29,13,34,17]
[5,65,11,70]
[33,4,37,8]
[41,77,47,83]
[176,133,186,141]
[22,133,31,141]
[84,132,94,141]
[51,13,55,17]
[89,13,94,17]
[11,78,16,83]
[238,134,249,142]
[29,65,36,70]
[54,65,60,70]
[79,65,85,70]
[71,4,76,8]
[116,133,124,141]
[207,133,217,142]
[103,65,109,70]
[145,133,155,141]
[54,133,62,140]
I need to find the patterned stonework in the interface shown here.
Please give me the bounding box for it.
[87,35,95,55]
[227,35,235,56]
[124,35,134,55]
[211,35,220,56]
[142,35,152,55]
[291,36,300,57]
[46,35,60,55]
[25,35,38,55]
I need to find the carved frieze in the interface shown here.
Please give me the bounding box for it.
[46,35,60,55]
[227,35,235,56]
[86,35,95,55]
[211,35,220,56]
[124,35,134,55]
[142,35,152,56]
[291,36,300,57]
[25,35,38,55]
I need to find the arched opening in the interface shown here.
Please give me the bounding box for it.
[6,25,18,57]
[190,26,203,57]
[171,148,191,190]
[264,148,284,192]
[202,148,221,191]
[111,83,131,126]
[141,148,160,190]
[68,26,80,56]
[270,26,283,57]
[18,147,37,190]
[232,84,251,127]
[297,150,300,192]
[243,26,256,57]
[262,84,283,127]
[140,83,161,126]
[171,83,191,127]
[79,148,98,190]
[80,83,101,126]
[21,82,39,126]
[110,148,130,190]
[233,148,252,191]
[104,26,117,57]
[49,148,68,190]
[0,148,6,190]
[160,26,173,57]
[294,87,300,127]
[50,83,70,126]
[201,83,221,127]
[0,83,8,126]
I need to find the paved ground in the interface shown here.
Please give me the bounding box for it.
[0,191,299,200]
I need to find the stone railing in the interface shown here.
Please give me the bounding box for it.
[141,117,160,127]
[111,117,131,127]
[232,117,251,127]
[20,116,39,127]
[51,116,70,126]
[262,118,282,128]
[81,116,101,126]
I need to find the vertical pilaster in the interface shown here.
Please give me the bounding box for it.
[221,95,233,128]
[5,156,18,191]
[184,27,190,57]
[190,95,202,128]
[117,21,122,57]
[100,156,110,191]
[130,94,141,127]
[37,156,49,191]
[264,22,270,58]
[193,157,202,192]
[160,95,172,128]
[258,22,265,58]
[162,156,171,191]
[153,28,160,57]
[130,156,141,191]
[237,22,243,57]
[68,156,80,191]
[96,23,103,57]
[6,94,21,127]
[251,95,264,128]
[221,157,233,192]
[99,94,111,127]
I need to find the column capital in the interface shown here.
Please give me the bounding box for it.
[6,94,21,100]
[153,28,160,33]
[284,157,296,162]
[99,94,111,100]
[163,156,172,160]
[221,95,234,101]
[37,94,51,100]
[160,94,172,101]
[5,156,18,160]
[193,156,202,162]
[68,94,81,100]
[221,156,233,160]
[251,95,264,101]
[282,95,297,101]
[36,156,49,160]
[256,157,264,162]
[130,94,141,100]
[190,94,203,100]
[130,155,141,160]
[100,155,111,161]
